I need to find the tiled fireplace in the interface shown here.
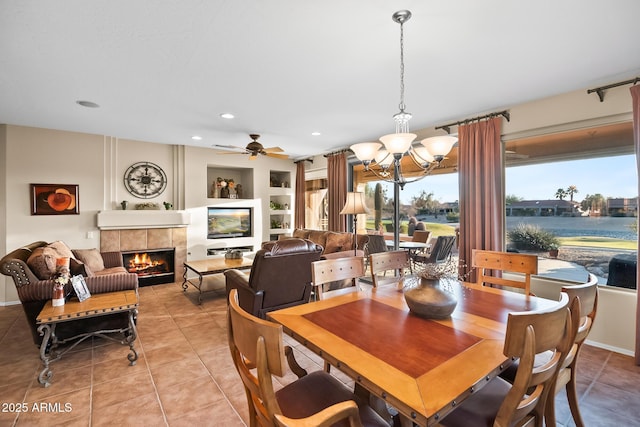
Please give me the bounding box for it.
[97,210,190,285]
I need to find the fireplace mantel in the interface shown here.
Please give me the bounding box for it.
[97,210,191,230]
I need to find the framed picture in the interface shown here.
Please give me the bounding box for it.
[71,275,91,302]
[30,184,79,215]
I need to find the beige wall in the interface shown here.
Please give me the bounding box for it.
[0,126,295,304]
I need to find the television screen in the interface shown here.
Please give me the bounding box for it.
[207,207,252,239]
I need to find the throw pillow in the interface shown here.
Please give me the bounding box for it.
[307,230,328,250]
[292,229,310,239]
[70,258,94,277]
[73,249,105,273]
[47,241,75,260]
[26,247,58,280]
[324,232,353,254]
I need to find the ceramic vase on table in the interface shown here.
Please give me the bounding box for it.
[403,278,458,319]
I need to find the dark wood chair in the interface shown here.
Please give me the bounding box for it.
[472,249,538,295]
[440,292,572,427]
[227,289,388,427]
[412,235,456,267]
[368,250,410,289]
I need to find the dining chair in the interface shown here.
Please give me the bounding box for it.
[545,274,599,427]
[368,250,410,289]
[311,256,366,300]
[227,289,388,427]
[412,235,456,268]
[439,292,572,427]
[472,249,538,295]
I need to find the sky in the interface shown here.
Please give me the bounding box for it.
[376,154,637,205]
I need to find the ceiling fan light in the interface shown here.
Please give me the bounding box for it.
[379,132,416,154]
[350,142,381,161]
[421,135,457,157]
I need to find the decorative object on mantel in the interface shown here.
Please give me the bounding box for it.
[121,200,128,210]
[215,177,239,198]
[403,259,462,319]
[30,184,79,215]
[163,202,173,210]
[135,202,160,210]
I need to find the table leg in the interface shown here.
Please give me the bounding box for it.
[125,308,139,365]
[37,323,55,387]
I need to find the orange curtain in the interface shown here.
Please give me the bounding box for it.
[631,84,640,365]
[327,152,347,232]
[294,161,305,229]
[458,117,504,279]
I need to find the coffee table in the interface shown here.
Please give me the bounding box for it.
[182,257,253,303]
[36,289,139,387]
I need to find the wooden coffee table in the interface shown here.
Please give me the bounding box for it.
[182,257,253,303]
[36,289,139,387]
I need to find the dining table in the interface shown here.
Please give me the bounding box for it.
[268,279,559,426]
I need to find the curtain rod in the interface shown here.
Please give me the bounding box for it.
[587,77,640,102]
[435,110,510,134]
[323,148,351,158]
[293,158,313,164]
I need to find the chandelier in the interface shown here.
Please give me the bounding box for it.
[350,10,457,188]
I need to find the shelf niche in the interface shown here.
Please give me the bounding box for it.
[207,166,254,199]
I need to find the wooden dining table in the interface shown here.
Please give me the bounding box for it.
[268,280,559,426]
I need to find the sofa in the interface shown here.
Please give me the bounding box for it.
[225,238,323,318]
[0,240,139,346]
[287,228,368,259]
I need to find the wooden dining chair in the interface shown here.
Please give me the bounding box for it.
[472,249,538,295]
[227,289,388,427]
[311,256,366,300]
[440,292,572,427]
[368,250,410,289]
[545,274,599,427]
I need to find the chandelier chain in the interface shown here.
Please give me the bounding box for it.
[399,20,405,112]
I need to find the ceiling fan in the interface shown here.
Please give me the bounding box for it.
[214,134,288,160]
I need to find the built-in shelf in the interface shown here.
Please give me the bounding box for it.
[269,170,292,237]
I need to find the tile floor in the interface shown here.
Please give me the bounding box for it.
[1,278,639,426]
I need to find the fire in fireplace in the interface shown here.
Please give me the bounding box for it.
[121,248,175,286]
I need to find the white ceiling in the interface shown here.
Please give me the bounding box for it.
[2,1,640,160]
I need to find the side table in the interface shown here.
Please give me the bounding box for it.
[36,289,139,387]
[182,257,253,303]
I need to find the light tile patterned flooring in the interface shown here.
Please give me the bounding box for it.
[1,279,639,426]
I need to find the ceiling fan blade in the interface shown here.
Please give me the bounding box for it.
[264,146,284,153]
[216,150,248,155]
[213,144,245,150]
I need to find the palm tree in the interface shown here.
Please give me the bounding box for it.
[555,188,567,200]
[566,185,579,201]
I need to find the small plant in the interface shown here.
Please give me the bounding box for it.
[507,223,560,251]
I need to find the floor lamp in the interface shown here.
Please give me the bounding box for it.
[340,192,370,256]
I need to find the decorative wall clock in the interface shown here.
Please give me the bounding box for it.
[124,161,167,198]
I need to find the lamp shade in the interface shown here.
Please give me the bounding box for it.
[420,135,457,157]
[411,145,434,164]
[374,149,393,167]
[379,132,416,154]
[340,192,370,215]
[350,142,381,161]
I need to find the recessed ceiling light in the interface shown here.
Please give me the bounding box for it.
[76,100,100,108]
[220,113,235,119]
[311,132,321,136]
[191,135,203,141]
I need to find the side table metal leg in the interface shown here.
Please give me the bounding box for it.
[37,323,54,387]
[182,264,189,291]
[125,308,139,365]
[197,274,203,304]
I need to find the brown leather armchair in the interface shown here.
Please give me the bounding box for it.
[224,238,322,319]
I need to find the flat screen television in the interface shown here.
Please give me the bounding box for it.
[207,207,252,239]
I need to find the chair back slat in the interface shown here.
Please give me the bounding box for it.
[472,249,538,295]
[369,250,410,288]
